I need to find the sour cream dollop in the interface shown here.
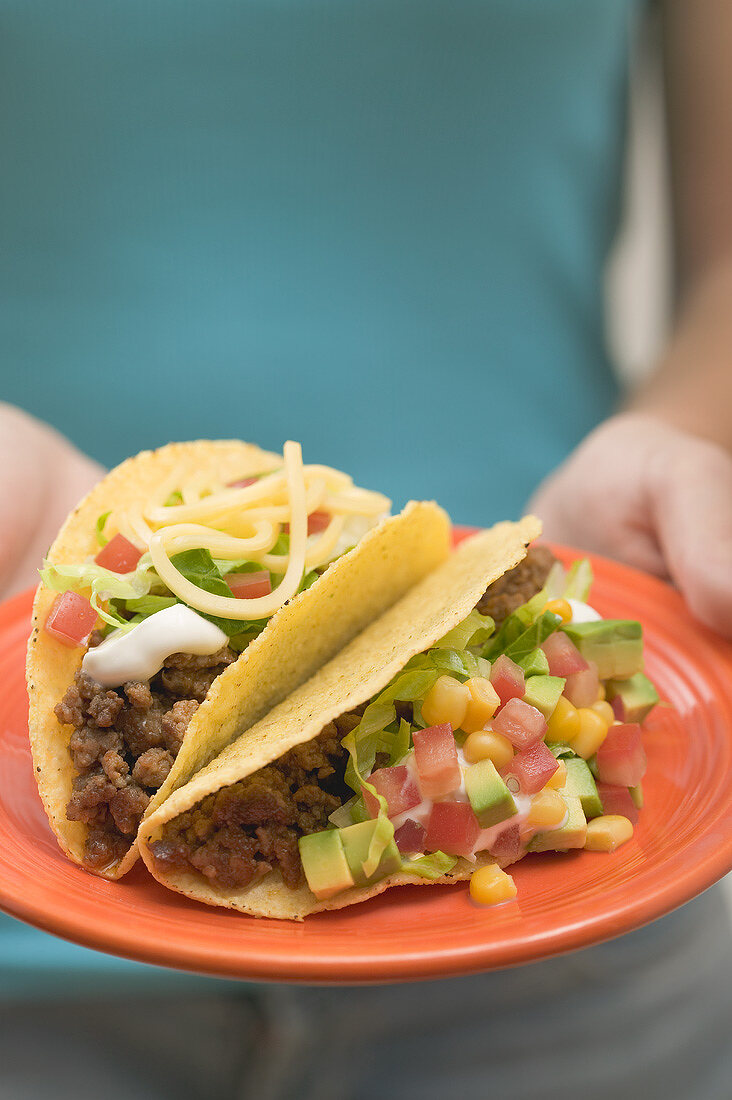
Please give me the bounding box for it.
[81,604,228,688]
[567,599,602,624]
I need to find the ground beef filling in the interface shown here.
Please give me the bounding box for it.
[56,636,235,872]
[476,544,556,625]
[150,718,355,891]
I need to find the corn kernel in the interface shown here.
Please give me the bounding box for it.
[469,863,518,906]
[461,677,501,733]
[422,675,470,731]
[546,758,567,789]
[590,700,614,727]
[544,598,573,624]
[527,790,567,830]
[584,815,634,852]
[596,682,606,701]
[463,729,514,768]
[546,695,581,742]
[568,707,609,759]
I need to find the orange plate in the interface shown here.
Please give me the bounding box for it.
[3,535,732,984]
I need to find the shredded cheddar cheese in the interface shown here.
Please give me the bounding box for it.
[109,441,390,623]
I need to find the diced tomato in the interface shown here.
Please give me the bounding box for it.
[489,655,525,705]
[492,698,547,749]
[488,822,523,863]
[424,801,481,858]
[225,571,272,599]
[413,724,461,800]
[362,766,421,819]
[507,740,559,795]
[596,782,640,825]
[393,818,427,855]
[307,510,331,534]
[563,661,599,709]
[284,510,332,536]
[610,695,625,722]
[44,592,98,648]
[94,534,142,574]
[541,632,589,677]
[227,477,258,488]
[595,723,647,787]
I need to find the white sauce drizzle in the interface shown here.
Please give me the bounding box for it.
[81,604,228,688]
[567,599,601,623]
[389,747,534,858]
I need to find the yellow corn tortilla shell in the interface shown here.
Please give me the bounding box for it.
[139,516,542,918]
[26,439,451,879]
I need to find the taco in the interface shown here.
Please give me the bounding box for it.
[27,439,450,879]
[139,517,658,917]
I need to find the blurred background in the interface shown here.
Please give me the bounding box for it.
[606,10,669,390]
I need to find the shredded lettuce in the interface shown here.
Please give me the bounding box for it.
[95,512,111,548]
[227,627,267,653]
[541,558,594,603]
[485,603,557,662]
[299,569,320,592]
[212,558,269,576]
[340,726,395,877]
[40,556,159,631]
[356,701,398,740]
[268,532,290,557]
[563,559,593,602]
[502,610,561,665]
[122,595,177,616]
[437,609,494,652]
[170,548,269,637]
[428,648,467,678]
[328,794,370,828]
[546,742,578,760]
[400,851,456,879]
[378,668,440,704]
[388,718,412,766]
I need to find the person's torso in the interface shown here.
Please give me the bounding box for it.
[2,0,633,523]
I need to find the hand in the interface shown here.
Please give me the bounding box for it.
[0,404,105,599]
[528,413,732,636]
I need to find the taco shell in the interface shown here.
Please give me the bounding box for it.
[27,440,451,878]
[138,516,541,918]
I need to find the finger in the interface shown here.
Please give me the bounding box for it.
[650,438,732,636]
[0,413,51,588]
[529,471,670,579]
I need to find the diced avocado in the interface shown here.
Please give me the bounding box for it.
[464,759,517,828]
[299,829,356,900]
[340,820,402,887]
[605,672,659,724]
[563,620,644,681]
[562,757,603,818]
[528,795,587,852]
[522,675,565,720]
[518,648,550,678]
[629,782,644,809]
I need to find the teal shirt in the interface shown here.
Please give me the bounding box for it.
[1,0,635,993]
